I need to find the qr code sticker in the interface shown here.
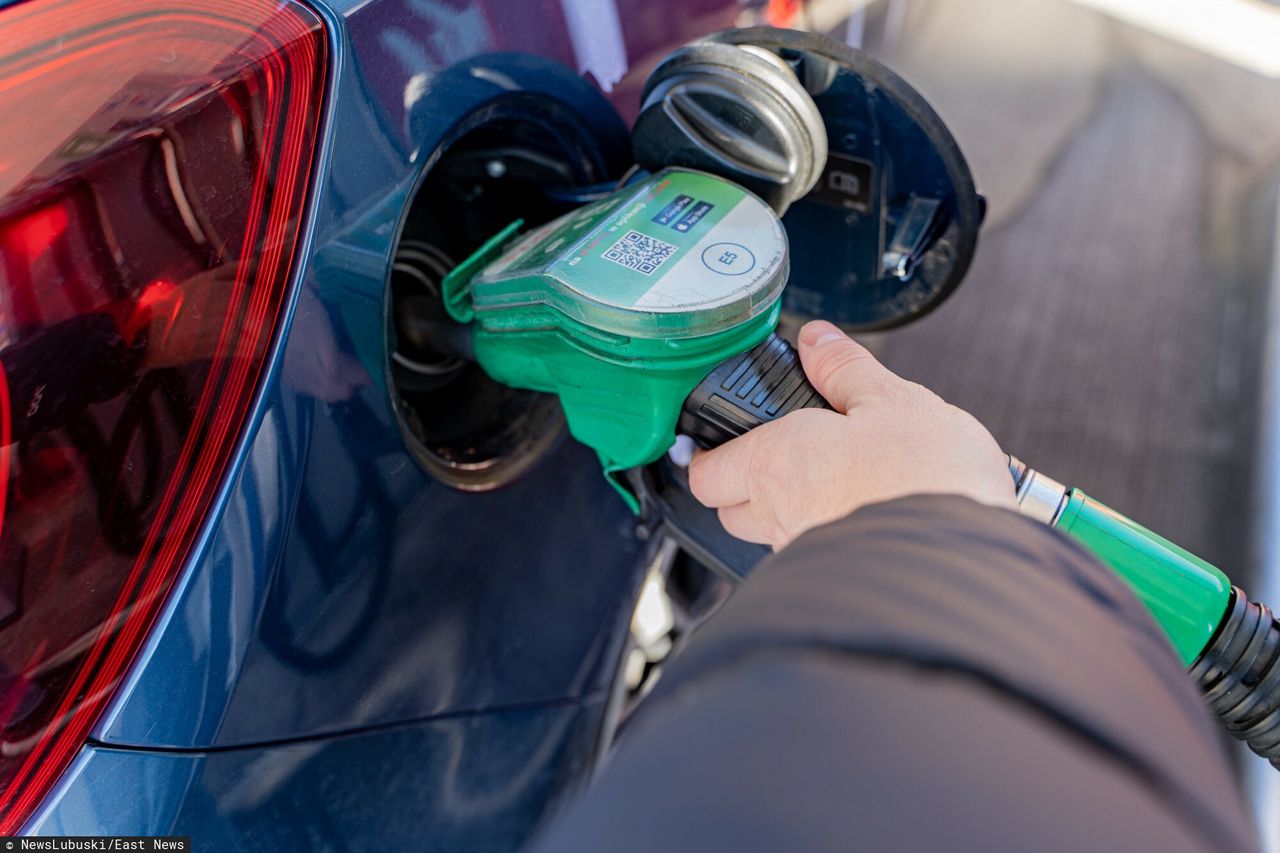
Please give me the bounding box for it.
[602,230,678,276]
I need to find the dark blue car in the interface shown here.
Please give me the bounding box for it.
[5,0,1278,847]
[0,0,770,845]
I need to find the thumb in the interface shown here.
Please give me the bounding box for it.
[797,320,895,413]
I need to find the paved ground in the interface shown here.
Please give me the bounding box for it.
[851,0,1280,577]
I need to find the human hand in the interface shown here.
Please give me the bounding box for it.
[688,320,1016,550]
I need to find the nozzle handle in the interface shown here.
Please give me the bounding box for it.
[1009,459,1233,665]
[678,331,829,448]
[1056,491,1232,665]
[1011,461,1280,770]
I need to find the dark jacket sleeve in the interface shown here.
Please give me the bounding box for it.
[534,495,1258,853]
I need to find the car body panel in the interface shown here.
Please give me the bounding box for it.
[17,0,1279,848]
[19,0,744,844]
[93,0,675,751]
[33,701,603,849]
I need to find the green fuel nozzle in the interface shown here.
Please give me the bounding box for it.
[441,168,792,506]
[441,167,1280,770]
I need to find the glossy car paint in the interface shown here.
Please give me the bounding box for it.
[16,0,748,846]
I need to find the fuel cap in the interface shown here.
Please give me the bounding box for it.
[701,27,984,332]
[632,42,827,216]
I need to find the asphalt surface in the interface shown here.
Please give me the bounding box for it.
[852,0,1280,578]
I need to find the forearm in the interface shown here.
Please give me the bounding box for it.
[535,496,1256,852]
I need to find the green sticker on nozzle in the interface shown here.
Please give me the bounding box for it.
[467,169,788,339]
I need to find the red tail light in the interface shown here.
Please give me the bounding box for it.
[0,0,327,831]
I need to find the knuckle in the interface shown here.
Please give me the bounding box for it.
[762,510,787,548]
[778,404,839,438]
[744,438,774,490]
[782,407,829,431]
[813,343,875,384]
[862,375,896,401]
[877,376,925,407]
[687,466,707,501]
[744,498,777,542]
[716,506,746,538]
[687,453,716,500]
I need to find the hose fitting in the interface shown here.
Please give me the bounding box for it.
[1189,587,1280,768]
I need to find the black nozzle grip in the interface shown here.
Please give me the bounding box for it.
[678,332,830,448]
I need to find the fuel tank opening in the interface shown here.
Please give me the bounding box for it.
[388,111,618,491]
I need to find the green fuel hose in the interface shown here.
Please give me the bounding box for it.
[1009,458,1280,769]
[679,337,1280,769]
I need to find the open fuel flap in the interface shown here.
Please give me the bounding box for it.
[398,29,989,579]
[633,26,984,332]
[397,30,984,579]
[394,30,982,503]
